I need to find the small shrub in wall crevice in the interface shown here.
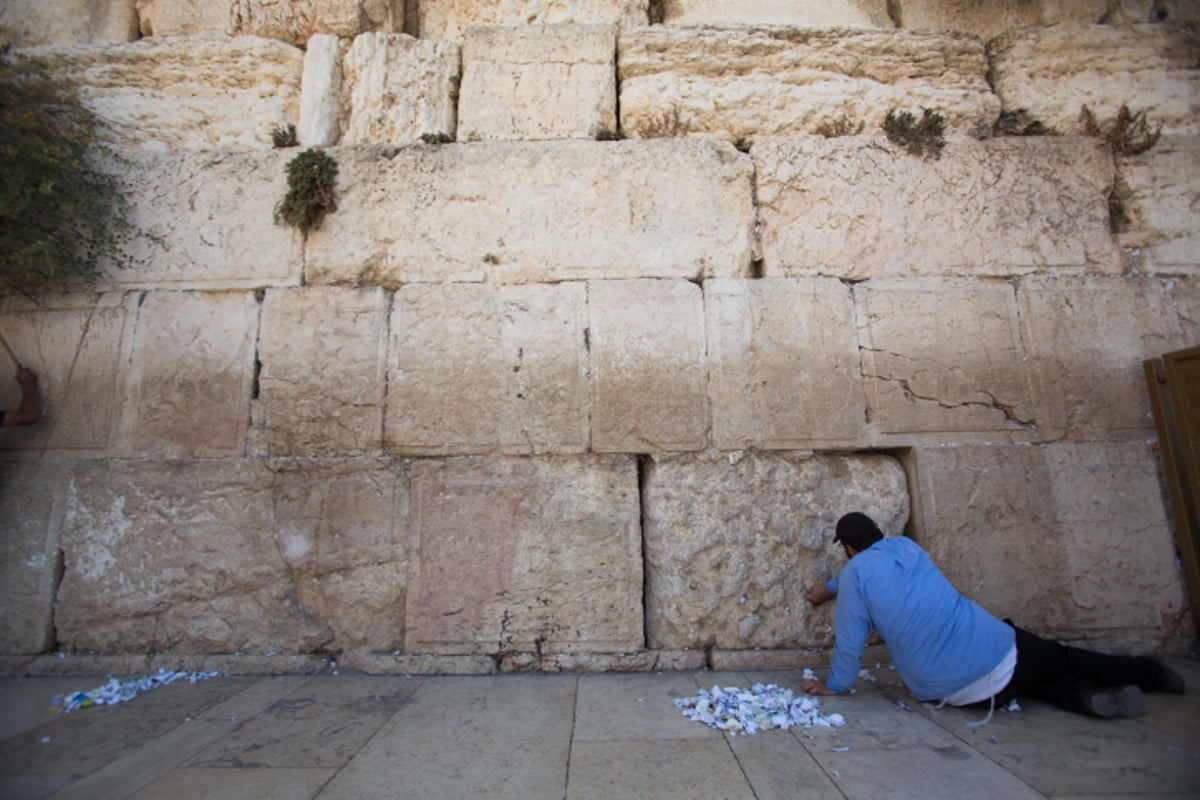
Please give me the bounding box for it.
[1081,104,1161,156]
[275,147,338,233]
[882,108,946,159]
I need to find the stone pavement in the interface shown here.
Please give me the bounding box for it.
[1,656,1197,800]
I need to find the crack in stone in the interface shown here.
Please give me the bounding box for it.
[890,376,1037,428]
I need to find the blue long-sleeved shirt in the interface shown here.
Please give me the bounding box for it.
[824,536,1015,701]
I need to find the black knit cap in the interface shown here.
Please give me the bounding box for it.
[834,512,884,551]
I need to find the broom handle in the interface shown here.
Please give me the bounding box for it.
[0,331,20,369]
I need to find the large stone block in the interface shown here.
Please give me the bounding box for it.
[386,283,588,456]
[891,0,1107,42]
[419,0,648,41]
[589,280,707,453]
[55,460,332,653]
[618,27,999,143]
[0,462,71,654]
[404,455,643,656]
[119,291,258,458]
[1018,276,1197,441]
[257,287,388,457]
[339,33,459,145]
[643,450,909,650]
[98,151,303,290]
[458,25,617,142]
[753,135,1117,278]
[705,278,866,450]
[1116,135,1200,273]
[661,0,892,27]
[298,34,344,147]
[136,0,404,43]
[25,34,305,151]
[305,140,756,286]
[988,24,1200,136]
[911,443,1189,646]
[856,278,1052,444]
[0,0,137,45]
[0,293,135,457]
[271,458,406,655]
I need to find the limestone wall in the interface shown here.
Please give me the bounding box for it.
[1,1,1198,675]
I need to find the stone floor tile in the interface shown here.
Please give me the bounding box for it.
[727,730,843,800]
[575,672,720,742]
[0,678,87,740]
[807,745,1045,800]
[182,676,421,769]
[315,674,576,799]
[127,767,332,800]
[196,676,313,722]
[567,740,755,800]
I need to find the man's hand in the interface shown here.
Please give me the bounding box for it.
[804,678,837,696]
[806,583,833,606]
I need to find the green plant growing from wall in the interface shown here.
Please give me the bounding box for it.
[271,123,298,148]
[0,47,139,293]
[1081,104,1161,156]
[274,147,338,233]
[420,132,453,144]
[882,108,946,159]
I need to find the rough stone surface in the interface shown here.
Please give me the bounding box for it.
[891,0,1108,42]
[618,26,1000,143]
[386,283,588,456]
[912,443,1190,645]
[55,460,333,654]
[0,462,69,654]
[1018,276,1199,441]
[589,280,707,453]
[119,291,258,458]
[457,25,617,142]
[988,24,1200,136]
[500,650,707,673]
[339,33,459,146]
[643,451,909,650]
[1116,135,1200,273]
[298,34,344,147]
[25,34,305,151]
[97,151,302,290]
[304,140,755,286]
[0,293,135,457]
[661,0,892,27]
[754,135,1117,278]
[0,0,137,45]
[419,0,648,41]
[271,459,406,655]
[856,278,1051,445]
[135,0,404,42]
[404,455,642,656]
[705,278,866,450]
[256,287,388,457]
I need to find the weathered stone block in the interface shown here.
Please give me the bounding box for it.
[257,287,388,456]
[136,0,404,42]
[912,443,1188,644]
[856,278,1052,444]
[27,34,304,151]
[891,0,1107,42]
[98,151,303,290]
[404,455,642,655]
[56,460,332,653]
[419,0,648,41]
[643,451,909,650]
[119,291,257,458]
[386,283,588,456]
[0,462,70,653]
[1116,135,1200,273]
[1018,276,1196,441]
[458,25,617,142]
[0,293,134,456]
[340,33,459,145]
[754,135,1117,278]
[589,280,707,453]
[989,24,1200,136]
[662,0,890,26]
[0,0,137,45]
[305,140,755,286]
[705,278,866,450]
[619,27,999,142]
[271,459,406,654]
[298,33,344,147]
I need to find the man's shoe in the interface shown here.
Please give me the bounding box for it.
[1145,655,1186,694]
[1083,686,1146,719]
